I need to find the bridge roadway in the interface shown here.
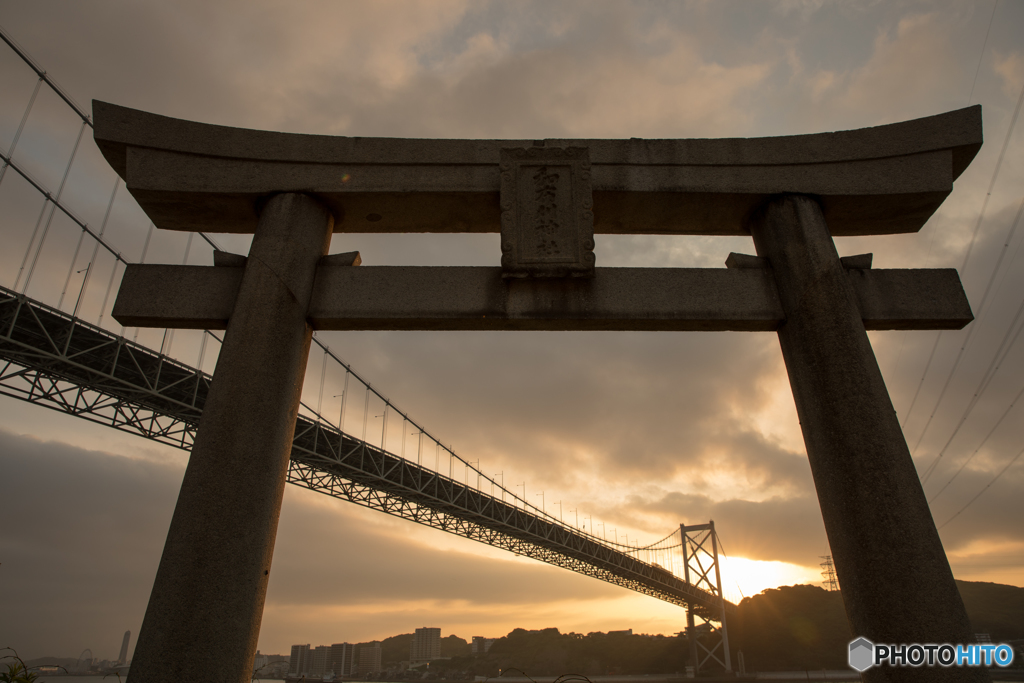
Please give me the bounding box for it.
[0,283,732,616]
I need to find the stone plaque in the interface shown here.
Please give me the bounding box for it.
[499,147,595,278]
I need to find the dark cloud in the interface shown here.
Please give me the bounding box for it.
[614,490,828,567]
[0,431,179,661]
[0,429,620,660]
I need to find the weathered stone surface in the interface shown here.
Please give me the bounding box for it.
[113,263,973,332]
[750,194,987,683]
[114,264,243,328]
[126,193,333,683]
[499,147,595,278]
[93,101,981,237]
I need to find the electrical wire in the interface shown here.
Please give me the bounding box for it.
[966,0,999,107]
[910,76,1024,457]
[920,194,1024,481]
[930,376,1024,503]
[938,443,1024,529]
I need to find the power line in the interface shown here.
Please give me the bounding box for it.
[930,376,1024,503]
[966,0,1000,106]
[920,194,1024,481]
[910,76,1024,460]
[903,6,1019,437]
[938,443,1024,529]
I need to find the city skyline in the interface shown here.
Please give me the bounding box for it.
[1,0,1023,662]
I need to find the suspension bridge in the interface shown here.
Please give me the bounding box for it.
[0,27,735,673]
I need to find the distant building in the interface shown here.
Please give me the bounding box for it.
[290,644,311,675]
[359,642,382,673]
[310,645,332,677]
[608,629,633,636]
[471,637,495,655]
[117,631,131,666]
[411,627,441,663]
[331,642,356,676]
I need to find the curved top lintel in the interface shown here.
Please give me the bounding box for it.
[92,101,983,237]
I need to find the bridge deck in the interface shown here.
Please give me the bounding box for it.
[0,284,731,616]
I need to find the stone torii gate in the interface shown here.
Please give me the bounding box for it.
[95,101,986,683]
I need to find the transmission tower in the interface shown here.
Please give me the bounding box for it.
[820,555,839,592]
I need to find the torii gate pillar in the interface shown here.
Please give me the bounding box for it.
[128,193,333,683]
[751,195,975,664]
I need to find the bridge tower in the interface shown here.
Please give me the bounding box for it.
[681,521,731,674]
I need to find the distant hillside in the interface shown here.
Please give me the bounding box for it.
[730,584,851,671]
[375,633,412,667]
[958,580,1024,642]
[433,628,688,677]
[730,580,1024,671]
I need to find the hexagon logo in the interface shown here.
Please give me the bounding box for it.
[849,637,874,672]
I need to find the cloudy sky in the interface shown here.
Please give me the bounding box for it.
[1,0,1023,663]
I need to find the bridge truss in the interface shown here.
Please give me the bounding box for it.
[0,283,734,617]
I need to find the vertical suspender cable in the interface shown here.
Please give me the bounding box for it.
[98,259,121,329]
[57,230,87,310]
[191,331,210,408]
[317,348,327,415]
[72,180,119,318]
[338,371,349,431]
[14,198,51,291]
[131,223,155,340]
[196,331,210,373]
[160,233,194,357]
[337,370,350,455]
[21,119,87,295]
[0,75,43,189]
[361,386,370,442]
